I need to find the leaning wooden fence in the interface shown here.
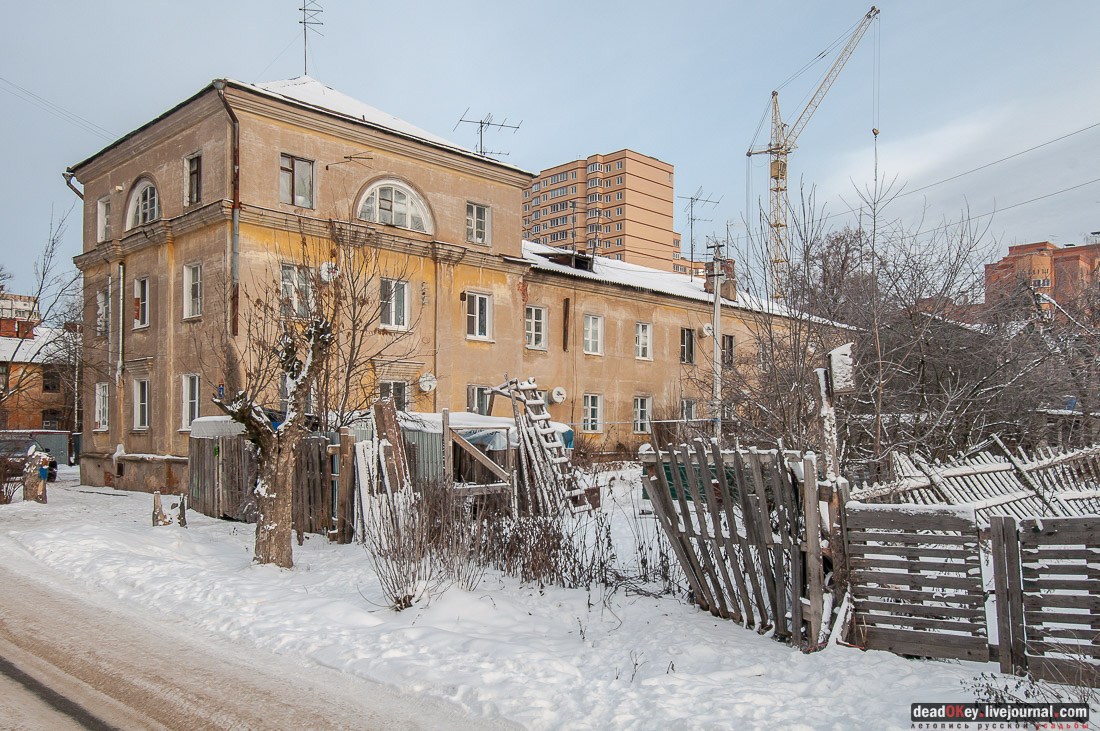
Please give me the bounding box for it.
[845,503,988,662]
[643,438,828,650]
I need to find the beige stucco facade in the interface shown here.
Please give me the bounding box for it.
[70,77,775,492]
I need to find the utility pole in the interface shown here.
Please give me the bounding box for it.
[707,236,726,441]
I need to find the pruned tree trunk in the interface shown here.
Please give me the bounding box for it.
[254,443,296,568]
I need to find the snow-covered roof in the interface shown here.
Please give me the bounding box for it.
[0,327,64,365]
[230,76,528,174]
[189,416,246,439]
[520,240,799,320]
[398,410,571,436]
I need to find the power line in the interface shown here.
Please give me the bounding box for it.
[0,76,115,141]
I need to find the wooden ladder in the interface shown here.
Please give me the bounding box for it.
[498,376,594,514]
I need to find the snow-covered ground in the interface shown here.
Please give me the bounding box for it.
[0,466,989,729]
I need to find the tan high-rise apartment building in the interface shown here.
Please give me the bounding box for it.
[522,150,684,272]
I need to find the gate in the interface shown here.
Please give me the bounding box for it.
[845,503,988,662]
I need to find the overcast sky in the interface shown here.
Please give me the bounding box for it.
[3,0,1099,292]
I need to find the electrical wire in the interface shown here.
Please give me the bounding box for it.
[0,76,115,141]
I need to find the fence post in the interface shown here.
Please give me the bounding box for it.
[336,427,354,544]
[1001,515,1027,674]
[990,515,1014,673]
[802,453,824,648]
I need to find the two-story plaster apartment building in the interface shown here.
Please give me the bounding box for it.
[69,76,788,492]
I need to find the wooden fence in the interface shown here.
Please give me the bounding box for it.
[188,431,356,544]
[643,439,827,649]
[991,515,1100,687]
[845,503,988,662]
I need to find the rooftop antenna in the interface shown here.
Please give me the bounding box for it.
[299,1,324,76]
[453,108,522,157]
[677,187,720,280]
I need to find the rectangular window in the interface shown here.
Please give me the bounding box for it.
[680,327,696,364]
[722,334,736,368]
[616,223,623,231]
[95,382,109,429]
[615,254,623,260]
[380,278,408,329]
[615,207,623,216]
[41,365,61,394]
[97,197,111,242]
[468,385,491,415]
[587,178,602,188]
[681,399,697,422]
[182,374,200,429]
[616,161,623,170]
[279,154,314,208]
[616,176,623,185]
[582,393,601,432]
[466,202,490,245]
[583,314,603,355]
[379,380,408,411]
[184,263,203,318]
[95,289,110,336]
[280,264,311,318]
[525,305,547,349]
[633,396,651,433]
[758,340,773,372]
[133,277,149,328]
[466,292,491,339]
[635,322,651,359]
[616,192,623,201]
[134,378,149,430]
[186,154,202,205]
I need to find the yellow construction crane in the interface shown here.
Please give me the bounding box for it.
[747,6,880,300]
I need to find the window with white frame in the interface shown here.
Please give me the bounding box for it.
[680,327,696,364]
[468,385,491,415]
[380,278,408,329]
[127,180,159,229]
[95,289,110,336]
[133,277,149,328]
[182,374,200,429]
[582,393,601,432]
[465,292,491,339]
[583,314,603,355]
[280,264,312,318]
[133,378,149,429]
[184,263,202,318]
[616,192,623,201]
[379,380,408,411]
[358,181,432,233]
[525,305,547,349]
[633,396,651,433]
[616,223,623,231]
[186,153,202,206]
[95,382,109,430]
[635,322,651,359]
[466,202,490,244]
[615,207,623,216]
[616,161,623,170]
[97,197,111,242]
[616,176,623,185]
[681,398,697,422]
[279,154,313,208]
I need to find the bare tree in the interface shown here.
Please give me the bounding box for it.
[209,218,424,568]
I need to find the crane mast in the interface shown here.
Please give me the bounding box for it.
[749,6,879,300]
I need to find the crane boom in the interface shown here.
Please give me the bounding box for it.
[748,6,879,300]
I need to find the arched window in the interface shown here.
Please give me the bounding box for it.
[127,180,160,229]
[357,181,432,234]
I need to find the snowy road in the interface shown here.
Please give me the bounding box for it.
[0,560,509,730]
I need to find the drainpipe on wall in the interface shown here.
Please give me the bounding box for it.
[117,262,125,384]
[62,171,84,200]
[213,80,241,337]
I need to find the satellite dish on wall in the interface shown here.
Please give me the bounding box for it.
[418,373,437,393]
[701,323,714,338]
[550,386,567,404]
[319,261,340,282]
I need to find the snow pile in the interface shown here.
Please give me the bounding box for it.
[0,466,984,729]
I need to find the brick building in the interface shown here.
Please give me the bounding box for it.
[985,241,1100,312]
[522,150,684,272]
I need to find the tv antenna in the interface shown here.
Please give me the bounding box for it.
[678,187,721,280]
[453,109,522,157]
[299,1,324,76]
[324,151,373,171]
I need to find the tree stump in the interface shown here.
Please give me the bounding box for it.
[152,492,172,526]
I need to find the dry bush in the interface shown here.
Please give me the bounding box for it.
[0,458,22,505]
